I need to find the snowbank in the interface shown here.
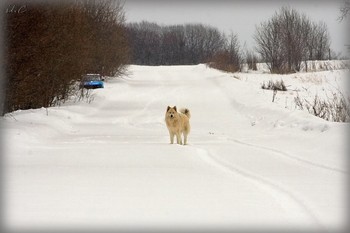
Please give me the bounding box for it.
[242,59,350,73]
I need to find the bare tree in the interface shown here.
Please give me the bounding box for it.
[127,21,162,65]
[183,24,206,64]
[339,1,350,52]
[202,26,226,62]
[254,7,331,74]
[313,22,331,60]
[339,0,350,21]
[209,33,243,72]
[254,14,285,73]
[81,0,129,76]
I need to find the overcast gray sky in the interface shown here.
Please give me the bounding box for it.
[123,0,350,57]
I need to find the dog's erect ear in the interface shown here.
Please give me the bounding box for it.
[173,106,177,112]
[167,106,171,112]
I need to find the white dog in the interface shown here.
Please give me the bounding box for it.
[165,106,191,145]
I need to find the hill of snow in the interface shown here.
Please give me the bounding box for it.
[1,64,349,232]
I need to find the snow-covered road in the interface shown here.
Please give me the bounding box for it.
[2,65,348,232]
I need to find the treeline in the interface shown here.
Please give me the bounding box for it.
[3,0,129,115]
[126,21,242,70]
[126,7,333,74]
[254,7,331,73]
[2,3,336,114]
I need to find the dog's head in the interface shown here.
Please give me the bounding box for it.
[166,106,177,119]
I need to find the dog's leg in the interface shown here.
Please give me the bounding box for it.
[170,132,175,144]
[176,133,182,145]
[183,133,188,145]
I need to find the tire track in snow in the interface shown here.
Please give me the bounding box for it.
[225,136,346,174]
[195,147,325,230]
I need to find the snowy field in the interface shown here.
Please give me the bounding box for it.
[1,64,349,232]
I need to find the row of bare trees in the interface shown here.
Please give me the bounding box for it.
[254,7,331,74]
[127,7,332,74]
[2,4,336,114]
[126,21,242,69]
[3,0,129,115]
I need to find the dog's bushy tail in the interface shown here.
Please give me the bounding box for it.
[180,108,191,119]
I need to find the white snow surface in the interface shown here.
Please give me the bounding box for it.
[1,64,349,232]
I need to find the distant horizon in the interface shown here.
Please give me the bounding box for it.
[124,0,350,58]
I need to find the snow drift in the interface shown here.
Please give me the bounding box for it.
[1,64,349,232]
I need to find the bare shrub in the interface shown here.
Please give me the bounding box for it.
[294,92,350,122]
[261,80,287,102]
[73,84,95,104]
[209,33,243,72]
[261,80,287,91]
[3,0,129,115]
[209,51,240,72]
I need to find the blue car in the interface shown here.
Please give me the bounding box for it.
[81,74,104,89]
